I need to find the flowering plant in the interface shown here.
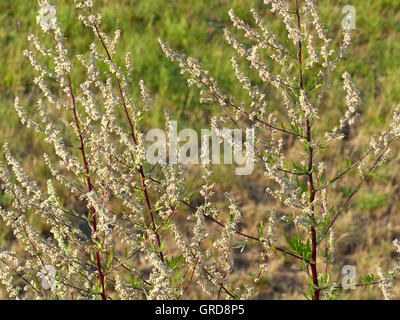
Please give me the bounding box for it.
[0,0,399,300]
[160,0,400,300]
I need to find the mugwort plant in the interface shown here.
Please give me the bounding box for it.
[159,0,400,299]
[0,0,399,300]
[145,121,255,175]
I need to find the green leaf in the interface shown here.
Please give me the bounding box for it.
[234,240,247,253]
[257,219,264,238]
[166,255,185,270]
[158,241,166,253]
[303,292,312,300]
[344,158,352,168]
[362,274,376,285]
[107,247,114,271]
[285,234,312,261]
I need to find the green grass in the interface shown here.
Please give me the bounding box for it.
[2,0,400,125]
[356,192,389,211]
[1,0,400,137]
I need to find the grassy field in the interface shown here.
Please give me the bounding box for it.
[1,0,400,299]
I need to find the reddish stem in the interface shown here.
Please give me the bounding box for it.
[49,30,107,300]
[295,0,320,300]
[90,17,165,263]
[67,74,107,300]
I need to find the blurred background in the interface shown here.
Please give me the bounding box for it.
[1,0,400,299]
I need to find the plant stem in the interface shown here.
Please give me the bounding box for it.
[89,16,165,264]
[295,0,320,300]
[67,74,107,300]
[49,29,107,300]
